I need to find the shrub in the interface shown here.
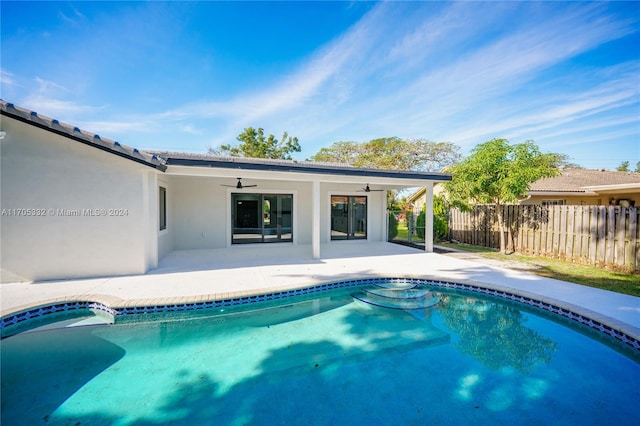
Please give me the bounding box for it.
[416,210,426,239]
[415,195,448,241]
[388,212,398,240]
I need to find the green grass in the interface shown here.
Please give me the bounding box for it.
[393,222,425,243]
[396,222,409,240]
[437,242,640,297]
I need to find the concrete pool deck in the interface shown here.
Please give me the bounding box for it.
[1,242,639,339]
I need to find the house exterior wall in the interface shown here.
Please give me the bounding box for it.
[164,177,387,250]
[0,117,154,282]
[157,175,173,260]
[169,176,316,250]
[170,175,226,250]
[408,183,444,214]
[521,193,640,206]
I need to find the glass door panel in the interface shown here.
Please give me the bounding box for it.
[331,195,367,240]
[331,196,349,240]
[232,193,293,244]
[232,194,262,244]
[351,196,367,239]
[279,194,293,242]
[263,194,293,243]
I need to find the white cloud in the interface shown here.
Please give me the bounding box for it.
[5,1,635,165]
[100,1,635,154]
[0,69,17,87]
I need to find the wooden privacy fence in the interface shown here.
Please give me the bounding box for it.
[449,205,640,273]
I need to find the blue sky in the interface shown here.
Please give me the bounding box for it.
[2,1,639,170]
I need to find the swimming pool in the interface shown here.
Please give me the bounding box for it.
[2,281,639,425]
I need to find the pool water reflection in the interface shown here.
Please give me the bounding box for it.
[2,285,639,425]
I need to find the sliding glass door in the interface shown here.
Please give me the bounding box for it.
[331,195,367,240]
[232,194,293,244]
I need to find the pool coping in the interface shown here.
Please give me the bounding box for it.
[2,274,639,351]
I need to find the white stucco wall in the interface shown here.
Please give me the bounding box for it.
[165,177,388,251]
[0,116,157,282]
[169,176,315,250]
[170,176,226,250]
[157,176,173,260]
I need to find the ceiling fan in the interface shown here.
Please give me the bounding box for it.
[358,184,384,193]
[221,178,257,189]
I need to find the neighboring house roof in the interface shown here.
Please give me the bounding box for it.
[528,168,640,195]
[1,100,168,171]
[407,182,446,203]
[408,186,426,203]
[1,100,451,183]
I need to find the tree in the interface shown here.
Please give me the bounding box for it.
[310,137,460,171]
[209,127,301,160]
[636,161,640,173]
[438,295,557,372]
[617,161,630,172]
[416,195,448,241]
[444,139,563,254]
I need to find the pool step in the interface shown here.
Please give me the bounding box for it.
[352,286,440,310]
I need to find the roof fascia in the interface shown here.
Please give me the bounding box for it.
[528,190,597,196]
[164,157,451,182]
[583,183,640,194]
[0,108,167,172]
[164,165,432,187]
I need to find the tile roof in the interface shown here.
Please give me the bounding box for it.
[1,100,451,182]
[0,100,167,171]
[529,168,640,193]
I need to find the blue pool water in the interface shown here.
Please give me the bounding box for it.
[2,284,639,425]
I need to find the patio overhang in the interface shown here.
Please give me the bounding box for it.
[157,153,451,258]
[158,153,450,190]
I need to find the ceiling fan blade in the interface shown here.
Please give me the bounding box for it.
[359,184,384,192]
[218,178,258,189]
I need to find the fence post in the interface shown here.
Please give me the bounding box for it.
[627,208,637,272]
[597,206,606,267]
[558,205,566,260]
[566,205,575,262]
[615,207,626,269]
[606,206,616,267]
[580,206,589,264]
[574,206,583,263]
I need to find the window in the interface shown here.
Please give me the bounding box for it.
[331,195,367,240]
[541,199,565,206]
[159,186,167,231]
[232,193,293,244]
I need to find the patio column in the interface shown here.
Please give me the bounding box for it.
[424,182,434,252]
[381,190,388,241]
[142,170,159,270]
[312,180,321,259]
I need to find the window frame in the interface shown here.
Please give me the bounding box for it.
[541,199,566,206]
[231,192,293,244]
[159,186,167,231]
[330,195,368,241]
